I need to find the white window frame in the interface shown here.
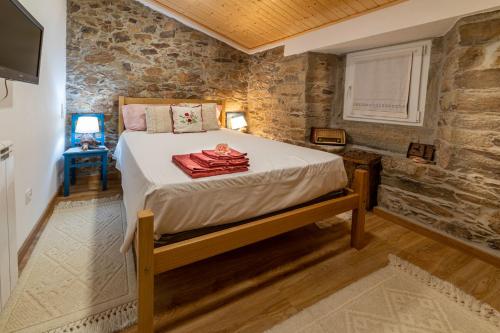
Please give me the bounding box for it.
[343,40,431,126]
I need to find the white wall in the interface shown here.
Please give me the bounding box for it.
[0,0,66,250]
[284,0,500,56]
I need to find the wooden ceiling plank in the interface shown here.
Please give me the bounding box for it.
[156,0,263,47]
[286,0,332,26]
[248,0,306,35]
[299,0,340,23]
[270,0,319,29]
[344,0,368,12]
[318,0,351,18]
[152,0,406,51]
[264,0,316,31]
[336,1,359,15]
[356,0,379,9]
[214,0,295,39]
[188,0,284,43]
[314,0,348,21]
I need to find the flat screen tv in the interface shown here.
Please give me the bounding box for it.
[0,0,44,84]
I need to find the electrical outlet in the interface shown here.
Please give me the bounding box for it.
[25,188,32,205]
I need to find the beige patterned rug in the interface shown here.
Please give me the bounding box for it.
[267,255,500,333]
[0,197,137,333]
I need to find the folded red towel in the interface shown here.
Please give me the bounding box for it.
[190,152,249,168]
[202,148,247,160]
[172,154,249,179]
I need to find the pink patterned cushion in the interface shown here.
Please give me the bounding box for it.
[122,104,147,131]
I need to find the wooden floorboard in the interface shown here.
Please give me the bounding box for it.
[125,213,499,333]
[374,206,500,267]
[22,181,500,333]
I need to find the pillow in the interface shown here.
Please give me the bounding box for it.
[171,105,204,133]
[178,102,222,130]
[201,103,220,131]
[216,104,223,126]
[145,105,173,133]
[122,104,147,131]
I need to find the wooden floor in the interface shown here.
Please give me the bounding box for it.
[29,181,500,333]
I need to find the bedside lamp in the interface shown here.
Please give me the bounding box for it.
[229,115,248,131]
[75,116,100,151]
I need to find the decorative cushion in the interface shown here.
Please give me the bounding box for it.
[178,102,221,130]
[216,104,223,126]
[201,103,220,131]
[122,104,147,131]
[145,105,173,133]
[171,105,204,133]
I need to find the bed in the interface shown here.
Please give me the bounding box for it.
[116,96,368,332]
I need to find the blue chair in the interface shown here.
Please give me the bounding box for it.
[63,114,108,196]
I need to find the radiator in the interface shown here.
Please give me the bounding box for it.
[0,141,17,310]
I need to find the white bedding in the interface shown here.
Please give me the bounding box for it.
[114,129,347,252]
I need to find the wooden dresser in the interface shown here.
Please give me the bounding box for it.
[341,149,382,211]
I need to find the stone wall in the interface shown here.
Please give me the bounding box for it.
[67,0,249,156]
[247,47,308,145]
[247,49,336,145]
[378,11,500,250]
[305,53,338,140]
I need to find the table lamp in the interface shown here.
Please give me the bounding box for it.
[75,116,100,150]
[229,115,248,131]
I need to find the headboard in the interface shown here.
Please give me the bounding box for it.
[118,96,226,135]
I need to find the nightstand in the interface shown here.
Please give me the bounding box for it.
[63,146,109,196]
[341,149,382,211]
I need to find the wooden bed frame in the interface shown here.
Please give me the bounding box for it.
[118,96,368,332]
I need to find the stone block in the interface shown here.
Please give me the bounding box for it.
[458,47,484,70]
[84,51,115,64]
[456,69,500,89]
[459,18,500,46]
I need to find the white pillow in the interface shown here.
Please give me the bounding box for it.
[171,105,204,133]
[145,105,173,133]
[201,103,220,131]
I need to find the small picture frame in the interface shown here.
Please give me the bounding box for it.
[407,142,435,163]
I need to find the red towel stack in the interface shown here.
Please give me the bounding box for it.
[172,149,249,178]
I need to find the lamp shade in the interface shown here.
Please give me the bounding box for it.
[229,115,247,130]
[75,116,100,134]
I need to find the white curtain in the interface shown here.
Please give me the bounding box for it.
[351,52,413,118]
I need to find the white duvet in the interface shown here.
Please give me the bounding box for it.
[114,129,347,252]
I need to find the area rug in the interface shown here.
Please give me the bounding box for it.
[267,255,500,333]
[316,211,352,229]
[0,197,137,333]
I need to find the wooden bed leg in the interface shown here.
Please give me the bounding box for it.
[137,210,155,333]
[351,169,368,249]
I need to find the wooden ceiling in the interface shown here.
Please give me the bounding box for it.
[152,0,405,50]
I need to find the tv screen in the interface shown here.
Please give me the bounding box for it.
[0,0,44,84]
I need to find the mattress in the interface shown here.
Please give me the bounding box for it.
[114,129,348,252]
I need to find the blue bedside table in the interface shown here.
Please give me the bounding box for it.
[63,113,108,196]
[63,147,109,196]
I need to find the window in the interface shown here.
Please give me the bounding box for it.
[343,40,431,126]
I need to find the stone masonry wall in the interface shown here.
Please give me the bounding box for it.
[247,49,336,145]
[67,0,249,158]
[378,11,500,250]
[247,47,308,145]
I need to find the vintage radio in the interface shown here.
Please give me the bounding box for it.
[310,128,346,146]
